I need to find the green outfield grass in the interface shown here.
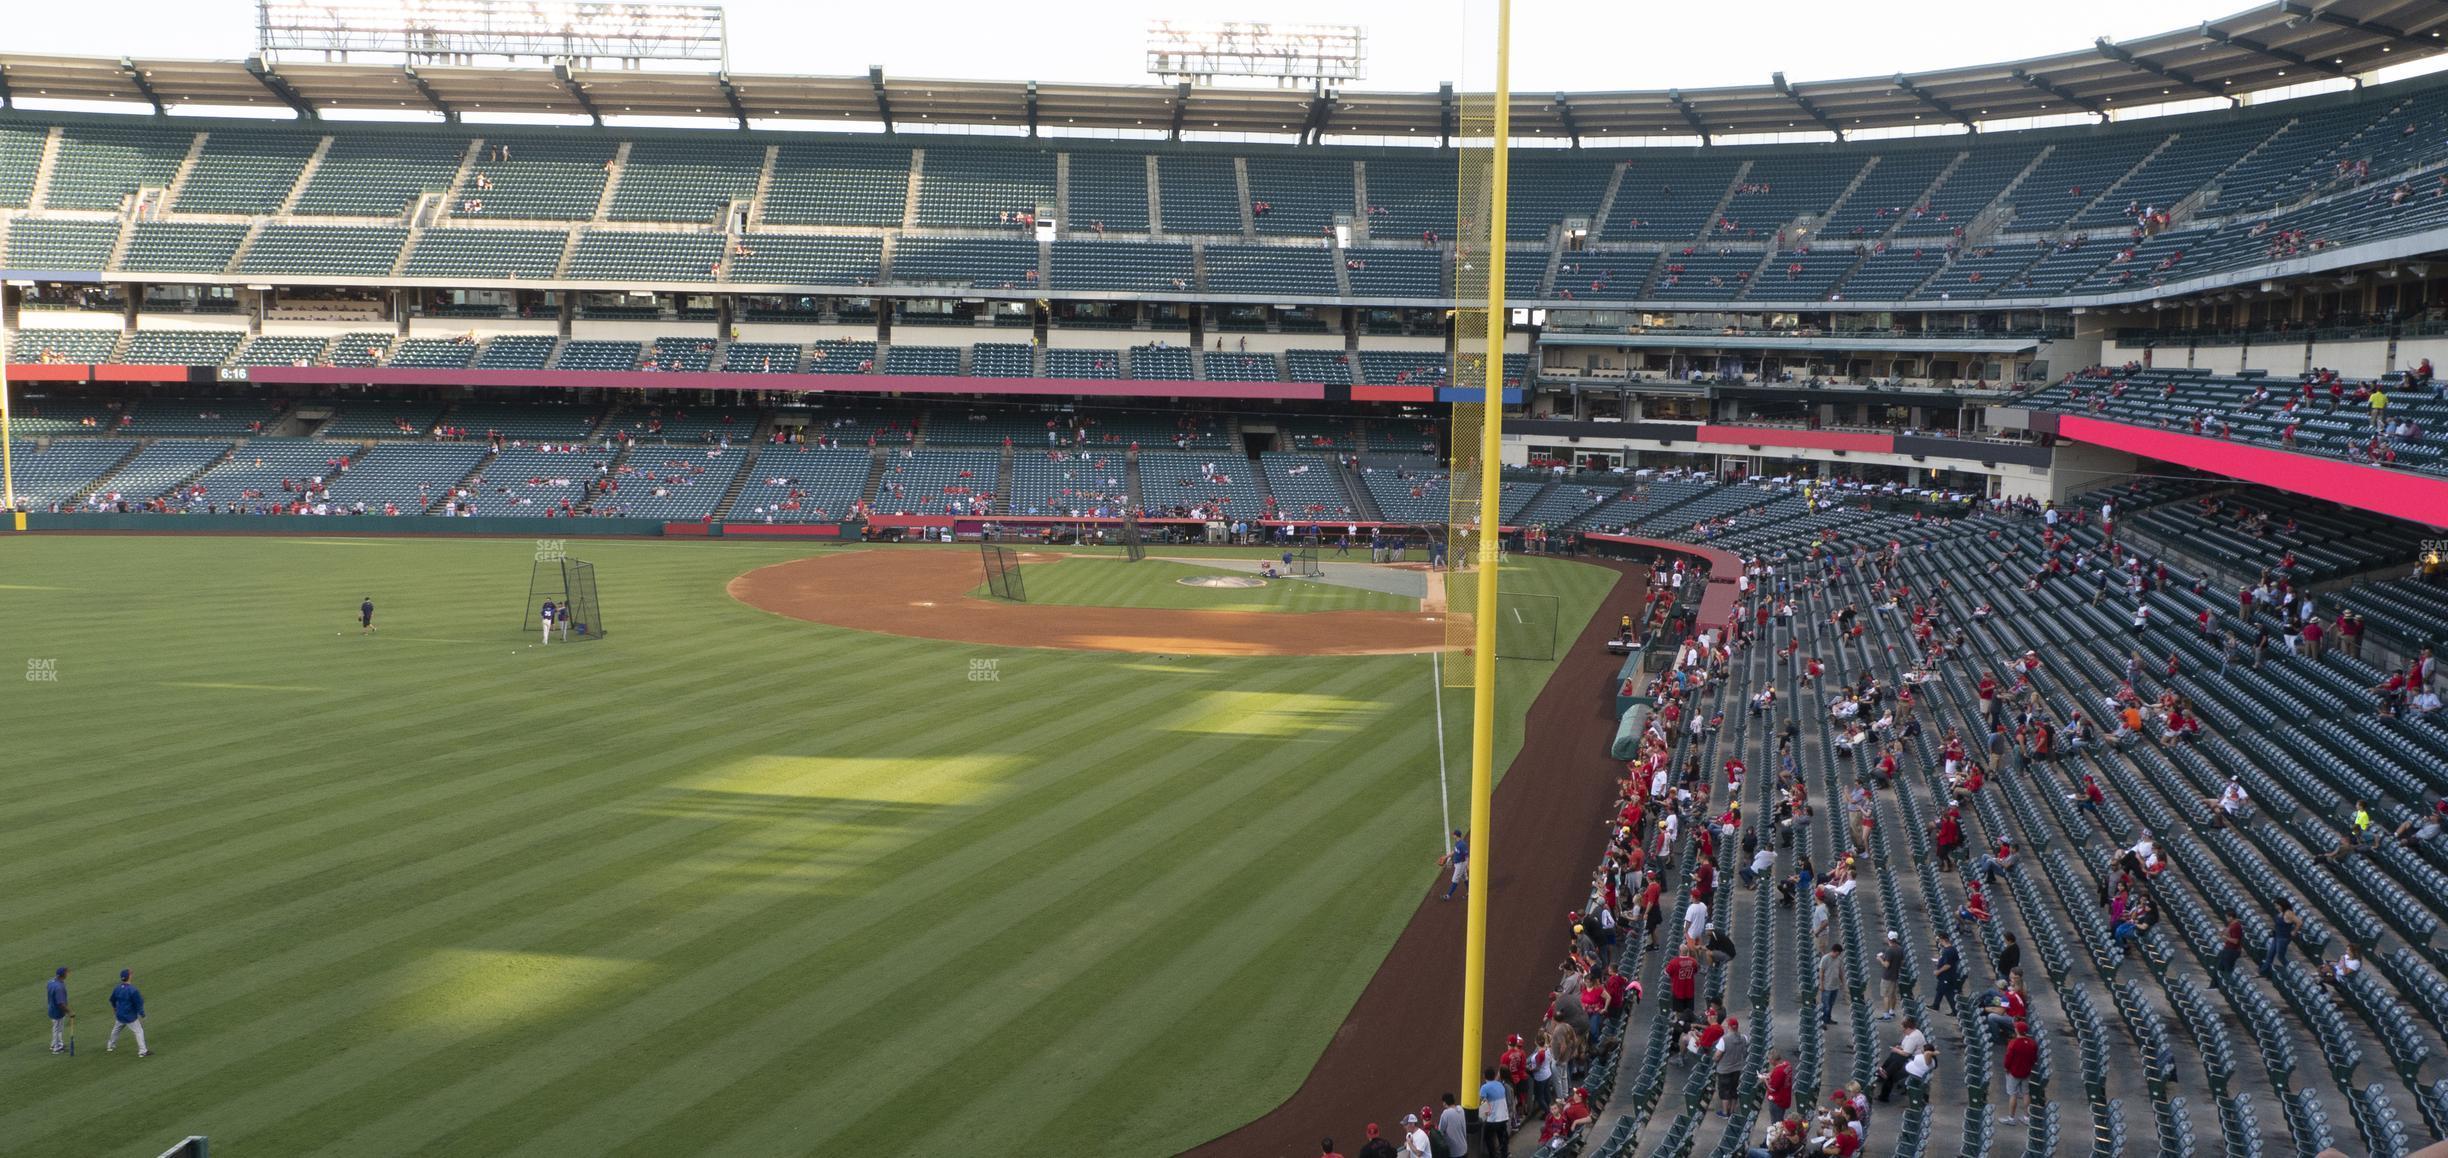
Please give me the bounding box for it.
[985,556,1418,613]
[0,536,1614,1157]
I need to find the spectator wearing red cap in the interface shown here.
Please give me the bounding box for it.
[1355,1123,1395,1158]
[2002,1020,2039,1122]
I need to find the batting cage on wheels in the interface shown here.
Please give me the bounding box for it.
[1122,513,1147,562]
[1291,541,1324,579]
[520,558,607,640]
[980,544,1027,601]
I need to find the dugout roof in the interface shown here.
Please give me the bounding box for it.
[1,1,2444,139]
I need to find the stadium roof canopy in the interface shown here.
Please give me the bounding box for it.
[2,0,2444,140]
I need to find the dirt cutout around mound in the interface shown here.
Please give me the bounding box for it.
[1179,560,1643,1158]
[727,548,1446,656]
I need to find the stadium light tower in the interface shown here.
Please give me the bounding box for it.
[257,0,728,70]
[1146,21,1366,91]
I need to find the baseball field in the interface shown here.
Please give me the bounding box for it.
[0,535,1612,1156]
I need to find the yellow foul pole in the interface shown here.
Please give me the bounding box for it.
[2,297,15,519]
[1460,0,1512,1110]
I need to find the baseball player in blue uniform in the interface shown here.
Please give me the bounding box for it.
[1442,830,1470,900]
[539,600,557,646]
[106,969,148,1056]
[555,600,572,641]
[359,596,376,636]
[45,967,69,1054]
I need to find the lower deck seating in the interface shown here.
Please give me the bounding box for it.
[87,440,230,505]
[1258,452,1355,518]
[1008,450,1129,517]
[1134,450,1263,520]
[5,440,136,506]
[1356,457,1451,522]
[457,447,607,517]
[318,443,491,513]
[597,446,748,520]
[872,449,999,516]
[730,444,874,522]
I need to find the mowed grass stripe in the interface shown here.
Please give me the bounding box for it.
[1,649,1196,1150]
[0,624,956,938]
[731,688,1441,1156]
[323,659,1421,1156]
[0,544,849,826]
[0,538,1613,1157]
[22,654,1363,1153]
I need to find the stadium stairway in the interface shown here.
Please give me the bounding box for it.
[65,441,146,505]
[579,442,635,515]
[429,447,497,514]
[709,442,765,521]
[995,443,1015,514]
[856,449,890,507]
[1334,457,1382,522]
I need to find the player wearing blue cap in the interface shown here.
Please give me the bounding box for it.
[45,967,70,1054]
[107,969,148,1056]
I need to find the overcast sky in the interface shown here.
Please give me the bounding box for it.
[8,0,2267,93]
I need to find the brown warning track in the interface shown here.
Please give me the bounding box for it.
[728,548,1447,656]
[1180,561,1645,1158]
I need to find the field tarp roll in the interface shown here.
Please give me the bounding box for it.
[1611,700,1654,762]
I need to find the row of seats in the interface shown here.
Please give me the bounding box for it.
[2021,368,2448,479]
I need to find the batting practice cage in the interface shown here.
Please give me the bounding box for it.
[1292,541,1324,579]
[980,543,1027,601]
[520,558,607,640]
[1122,513,1147,562]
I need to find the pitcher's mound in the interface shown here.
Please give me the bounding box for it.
[1178,575,1269,589]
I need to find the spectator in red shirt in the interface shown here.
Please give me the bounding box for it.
[2001,1021,2039,1123]
[1665,943,1701,1016]
[1763,1050,1795,1115]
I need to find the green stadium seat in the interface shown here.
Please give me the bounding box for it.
[46,123,192,210]
[609,139,763,223]
[293,133,467,217]
[239,225,407,277]
[170,130,317,215]
[119,222,247,274]
[403,229,569,281]
[5,219,118,271]
[763,142,910,226]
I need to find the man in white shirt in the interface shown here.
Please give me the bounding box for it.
[1402,1113,1432,1158]
[1685,896,1711,945]
[2206,777,2250,828]
[1746,845,1776,890]
[2413,688,2443,716]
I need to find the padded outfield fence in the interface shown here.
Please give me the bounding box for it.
[980,543,1027,601]
[1442,571,1560,661]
